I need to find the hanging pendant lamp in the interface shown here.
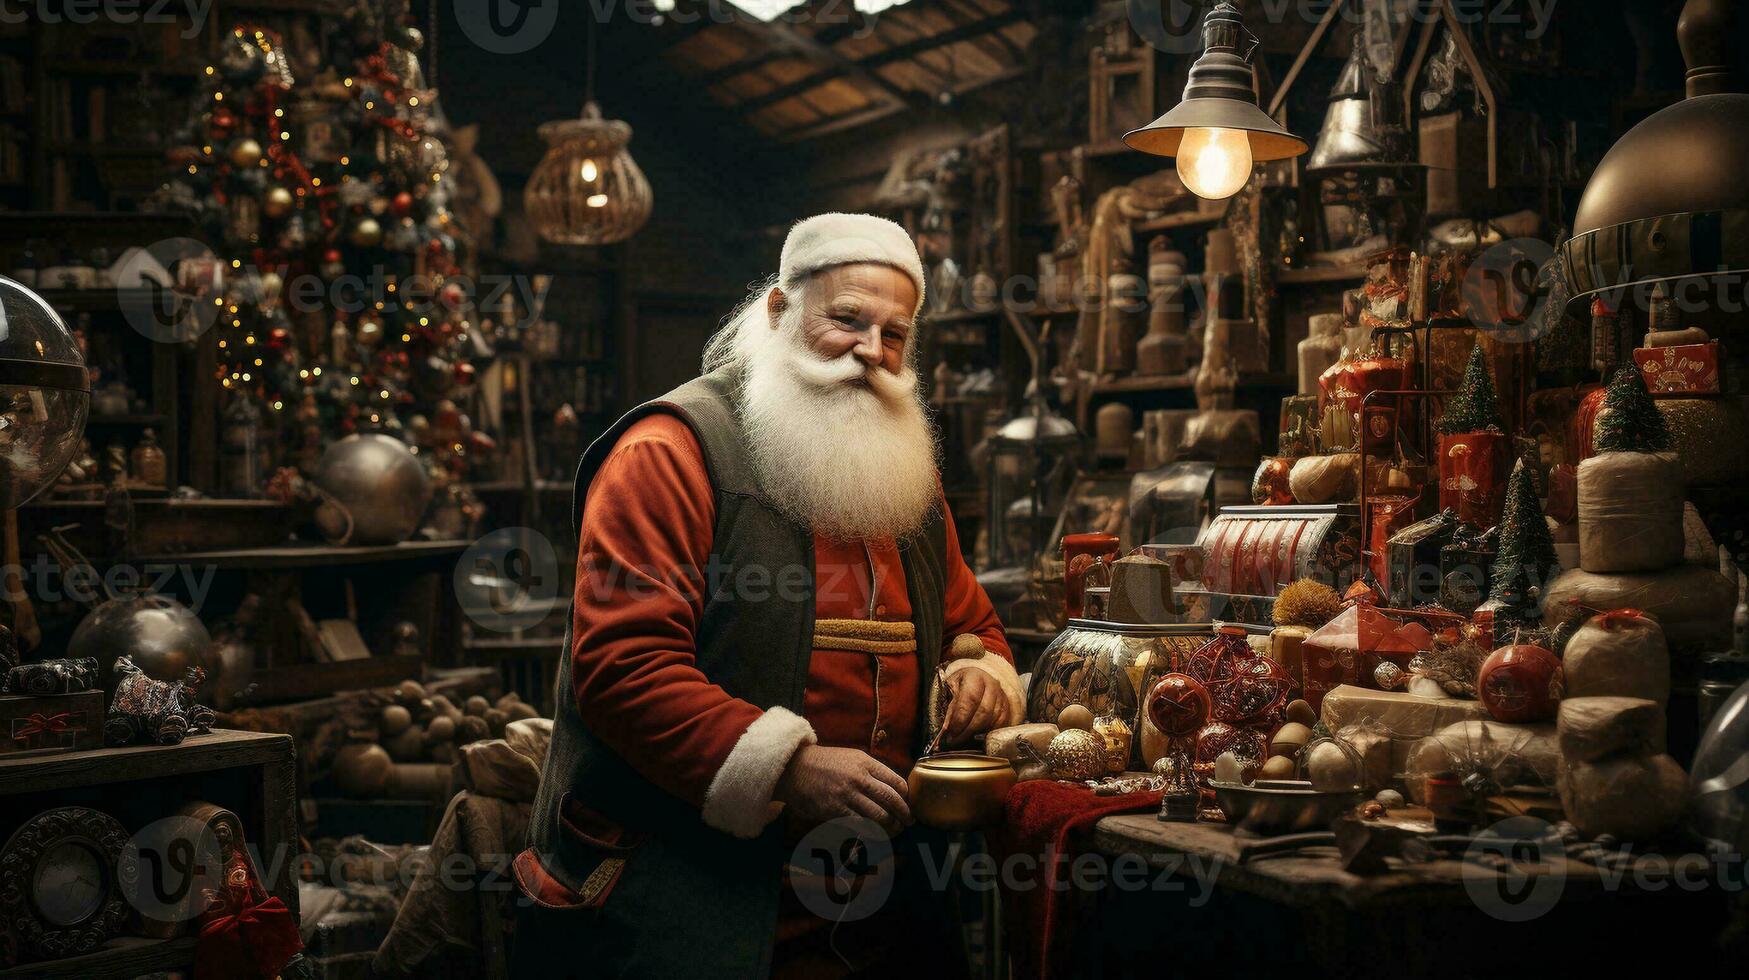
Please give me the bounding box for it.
[1123,1,1307,200]
[524,22,652,245]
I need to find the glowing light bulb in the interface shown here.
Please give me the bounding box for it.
[580,158,599,182]
[586,194,609,208]
[1175,127,1253,200]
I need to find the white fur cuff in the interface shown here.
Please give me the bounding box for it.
[933,654,1027,732]
[702,707,817,839]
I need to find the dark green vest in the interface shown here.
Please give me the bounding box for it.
[523,367,947,977]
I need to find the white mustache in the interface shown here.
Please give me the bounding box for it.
[785,348,918,405]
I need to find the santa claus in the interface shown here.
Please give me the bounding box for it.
[512,213,1022,977]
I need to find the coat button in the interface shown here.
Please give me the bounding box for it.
[875,604,887,616]
[873,728,887,744]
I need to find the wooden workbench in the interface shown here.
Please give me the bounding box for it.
[1073,812,1736,978]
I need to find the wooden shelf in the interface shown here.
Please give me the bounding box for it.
[0,728,291,794]
[0,936,200,980]
[1091,371,1296,396]
[1276,263,1367,285]
[1133,210,1224,235]
[127,539,469,569]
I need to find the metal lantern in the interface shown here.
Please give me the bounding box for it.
[986,399,1082,571]
[524,101,653,246]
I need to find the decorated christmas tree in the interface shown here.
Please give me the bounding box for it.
[1594,364,1673,453]
[1488,459,1559,622]
[1436,344,1504,434]
[154,1,490,491]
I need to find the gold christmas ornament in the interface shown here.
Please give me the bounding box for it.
[525,101,652,245]
[263,185,295,218]
[349,216,383,248]
[1045,729,1108,781]
[228,137,264,167]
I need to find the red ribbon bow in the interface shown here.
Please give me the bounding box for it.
[15,711,74,739]
[195,895,302,980]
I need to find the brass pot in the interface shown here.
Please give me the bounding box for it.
[908,753,1017,831]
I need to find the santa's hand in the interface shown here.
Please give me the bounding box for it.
[941,668,1012,745]
[775,745,912,835]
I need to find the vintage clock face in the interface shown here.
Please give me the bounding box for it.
[32,841,107,926]
[0,807,130,962]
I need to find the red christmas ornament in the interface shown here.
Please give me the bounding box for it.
[1478,644,1564,723]
[1147,673,1212,740]
[208,106,237,138]
[452,361,476,387]
[323,248,343,264]
[392,191,414,216]
[267,327,291,350]
[438,281,466,309]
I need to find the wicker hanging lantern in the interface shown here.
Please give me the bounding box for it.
[524,101,652,245]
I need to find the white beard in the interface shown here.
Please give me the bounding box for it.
[731,305,940,543]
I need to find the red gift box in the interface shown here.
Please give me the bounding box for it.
[1,691,103,756]
[1437,430,1510,528]
[1633,342,1721,396]
[1300,602,1428,711]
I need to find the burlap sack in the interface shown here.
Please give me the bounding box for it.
[1557,697,1666,763]
[1542,564,1736,655]
[1289,452,1360,504]
[1563,612,1670,706]
[1577,452,1684,573]
[1557,753,1687,841]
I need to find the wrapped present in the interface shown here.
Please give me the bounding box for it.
[1439,524,1497,615]
[107,656,215,747]
[1634,341,1721,396]
[1,690,104,756]
[1301,603,1432,711]
[1320,355,1410,452]
[1385,508,1463,609]
[1436,430,1510,527]
[2,657,99,696]
[1366,492,1424,594]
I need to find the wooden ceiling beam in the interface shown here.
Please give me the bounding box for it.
[734,7,1027,113]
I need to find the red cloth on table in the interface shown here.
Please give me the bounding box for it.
[987,781,1163,980]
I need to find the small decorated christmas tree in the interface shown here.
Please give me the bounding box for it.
[1488,459,1559,623]
[1594,364,1672,453]
[1436,344,1505,435]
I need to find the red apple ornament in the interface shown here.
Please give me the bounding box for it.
[1478,643,1563,723]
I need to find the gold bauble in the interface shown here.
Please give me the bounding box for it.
[229,137,265,167]
[355,316,384,347]
[1045,729,1107,781]
[349,216,383,248]
[263,186,295,218]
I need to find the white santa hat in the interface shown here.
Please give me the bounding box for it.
[778,212,926,316]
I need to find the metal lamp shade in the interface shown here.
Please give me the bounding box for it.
[1558,0,1749,312]
[1123,98,1307,162]
[525,101,653,246]
[1121,1,1305,162]
[1559,93,1749,312]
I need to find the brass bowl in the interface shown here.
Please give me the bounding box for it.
[1210,779,1363,834]
[908,753,1018,831]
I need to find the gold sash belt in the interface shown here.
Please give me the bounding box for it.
[811,618,916,656]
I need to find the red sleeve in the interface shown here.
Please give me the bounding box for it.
[570,414,766,808]
[939,496,1013,666]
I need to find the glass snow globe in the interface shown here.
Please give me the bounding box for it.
[0,277,89,508]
